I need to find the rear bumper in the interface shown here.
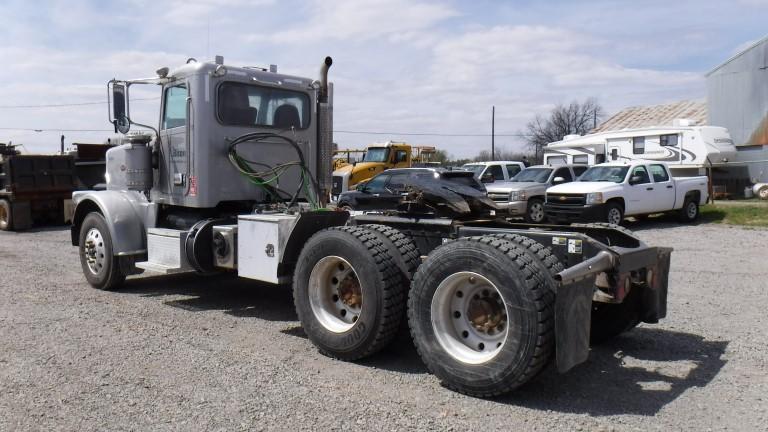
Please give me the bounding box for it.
[544,202,606,222]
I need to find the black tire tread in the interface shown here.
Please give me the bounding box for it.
[294,225,405,361]
[409,235,555,397]
[359,224,421,283]
[79,212,126,290]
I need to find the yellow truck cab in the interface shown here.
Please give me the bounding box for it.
[331,141,413,197]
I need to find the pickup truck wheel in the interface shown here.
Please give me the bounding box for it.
[590,285,641,344]
[758,186,768,200]
[525,198,545,223]
[78,212,126,290]
[293,226,405,361]
[408,236,554,397]
[0,199,11,231]
[605,202,624,225]
[678,199,699,223]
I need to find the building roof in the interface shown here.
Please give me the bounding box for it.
[706,34,768,76]
[592,100,707,133]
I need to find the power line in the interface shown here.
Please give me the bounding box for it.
[335,129,530,138]
[0,97,159,109]
[0,127,113,132]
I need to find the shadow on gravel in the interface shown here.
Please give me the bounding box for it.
[499,327,728,416]
[620,212,722,232]
[119,273,298,322]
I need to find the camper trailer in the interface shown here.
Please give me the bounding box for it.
[544,121,737,176]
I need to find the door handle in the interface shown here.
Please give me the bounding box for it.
[666,185,673,189]
[646,187,654,191]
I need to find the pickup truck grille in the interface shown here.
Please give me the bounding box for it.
[487,193,509,202]
[331,175,343,195]
[546,193,585,206]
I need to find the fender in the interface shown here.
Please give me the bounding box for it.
[70,190,156,256]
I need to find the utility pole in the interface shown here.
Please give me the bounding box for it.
[491,106,495,161]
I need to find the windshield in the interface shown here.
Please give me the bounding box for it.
[513,168,552,183]
[363,148,390,162]
[461,164,486,176]
[579,166,630,183]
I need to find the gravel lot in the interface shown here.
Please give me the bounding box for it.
[1,220,766,431]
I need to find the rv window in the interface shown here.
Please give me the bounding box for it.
[547,155,567,165]
[610,149,618,161]
[660,134,678,147]
[573,155,588,164]
[633,136,645,154]
[649,164,670,182]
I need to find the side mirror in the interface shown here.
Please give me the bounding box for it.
[111,82,130,134]
[629,175,642,185]
[481,172,495,183]
[552,176,566,184]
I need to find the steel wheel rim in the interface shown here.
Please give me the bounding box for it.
[0,204,7,224]
[431,271,508,364]
[83,228,106,275]
[608,208,622,225]
[308,256,363,333]
[686,202,697,218]
[529,202,544,222]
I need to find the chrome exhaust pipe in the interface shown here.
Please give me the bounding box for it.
[319,56,332,103]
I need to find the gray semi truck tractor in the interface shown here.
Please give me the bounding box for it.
[70,56,672,397]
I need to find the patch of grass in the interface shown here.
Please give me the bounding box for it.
[701,204,768,227]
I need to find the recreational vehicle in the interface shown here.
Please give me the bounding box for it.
[543,121,737,176]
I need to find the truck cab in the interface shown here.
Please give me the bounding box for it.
[460,161,525,184]
[486,164,587,222]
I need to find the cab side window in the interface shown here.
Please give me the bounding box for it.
[394,150,408,163]
[649,164,670,182]
[365,174,390,193]
[572,166,588,177]
[386,173,408,192]
[630,166,651,184]
[488,165,504,180]
[162,85,187,129]
[553,167,573,182]
[506,164,522,178]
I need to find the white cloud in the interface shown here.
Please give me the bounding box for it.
[255,0,458,44]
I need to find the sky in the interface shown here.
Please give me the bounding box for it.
[0,0,767,158]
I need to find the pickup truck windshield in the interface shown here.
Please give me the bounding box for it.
[513,168,552,183]
[363,148,390,162]
[579,166,630,183]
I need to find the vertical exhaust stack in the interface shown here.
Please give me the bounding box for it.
[317,56,333,205]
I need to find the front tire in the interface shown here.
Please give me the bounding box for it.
[0,199,12,231]
[78,212,125,290]
[758,186,768,200]
[605,202,624,225]
[525,198,545,223]
[408,236,555,397]
[293,226,405,361]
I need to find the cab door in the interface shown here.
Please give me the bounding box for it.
[393,147,410,168]
[648,164,676,211]
[624,165,655,215]
[157,84,189,200]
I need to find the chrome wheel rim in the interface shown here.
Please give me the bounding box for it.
[529,202,544,222]
[759,188,768,199]
[607,208,622,225]
[431,271,508,364]
[308,256,362,333]
[686,202,697,219]
[0,204,7,225]
[83,228,106,275]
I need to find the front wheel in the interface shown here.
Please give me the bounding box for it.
[525,198,545,223]
[78,212,125,290]
[605,202,624,225]
[758,186,768,200]
[0,199,11,231]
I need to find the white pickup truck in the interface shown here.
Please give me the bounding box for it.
[544,160,709,224]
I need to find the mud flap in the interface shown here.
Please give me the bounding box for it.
[555,275,596,373]
[640,247,672,323]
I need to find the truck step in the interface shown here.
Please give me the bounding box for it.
[136,227,193,274]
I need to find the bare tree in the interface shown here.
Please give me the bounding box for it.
[524,98,604,163]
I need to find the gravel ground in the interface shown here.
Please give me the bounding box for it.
[1,220,766,431]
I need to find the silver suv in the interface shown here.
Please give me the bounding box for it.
[486,164,588,222]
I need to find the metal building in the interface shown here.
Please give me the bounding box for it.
[706,35,768,186]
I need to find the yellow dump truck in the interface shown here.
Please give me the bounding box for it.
[331,141,436,197]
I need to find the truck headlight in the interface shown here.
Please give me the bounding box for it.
[509,191,526,201]
[586,192,604,205]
